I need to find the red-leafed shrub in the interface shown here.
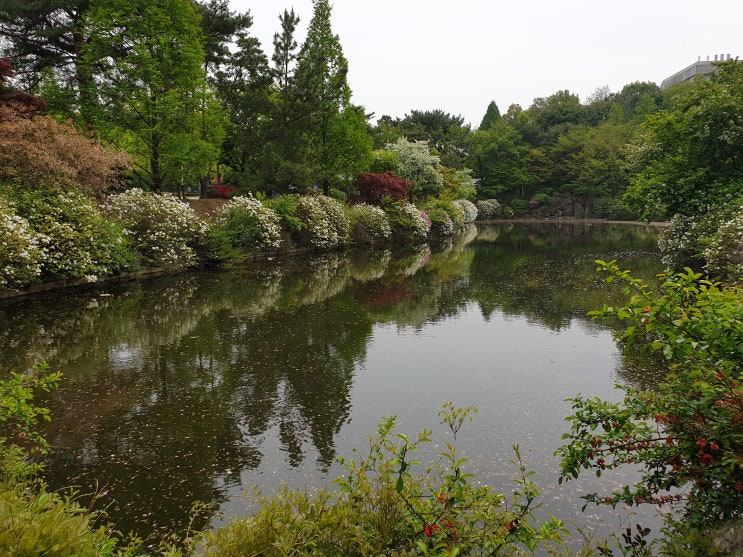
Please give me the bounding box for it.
[0,57,47,115]
[349,171,410,206]
[215,185,237,198]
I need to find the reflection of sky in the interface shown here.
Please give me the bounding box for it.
[107,343,146,372]
[219,302,664,543]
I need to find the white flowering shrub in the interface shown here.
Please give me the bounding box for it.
[104,188,208,268]
[658,211,728,272]
[0,197,45,289]
[349,203,392,244]
[212,194,282,252]
[453,198,478,223]
[475,199,502,220]
[13,189,134,282]
[385,201,430,242]
[704,210,743,281]
[294,195,350,249]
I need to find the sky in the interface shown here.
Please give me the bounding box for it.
[229,0,742,127]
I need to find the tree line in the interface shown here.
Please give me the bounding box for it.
[2,2,743,223]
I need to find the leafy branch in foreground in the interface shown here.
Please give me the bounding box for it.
[197,402,567,556]
[557,260,743,530]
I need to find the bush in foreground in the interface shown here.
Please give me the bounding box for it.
[558,260,743,535]
[196,404,567,556]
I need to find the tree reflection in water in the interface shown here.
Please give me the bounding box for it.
[0,222,665,543]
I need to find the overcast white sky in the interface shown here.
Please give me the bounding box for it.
[229,0,742,127]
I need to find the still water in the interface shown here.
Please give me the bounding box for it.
[0,222,668,548]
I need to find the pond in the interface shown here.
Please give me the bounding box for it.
[0,221,669,551]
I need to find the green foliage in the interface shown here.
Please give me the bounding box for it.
[265,194,304,233]
[0,363,61,458]
[557,260,743,530]
[349,203,392,244]
[196,404,567,556]
[421,202,455,236]
[625,60,743,219]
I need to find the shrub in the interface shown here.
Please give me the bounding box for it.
[452,198,478,223]
[558,260,743,531]
[264,194,304,233]
[384,201,430,242]
[212,194,282,254]
[509,198,528,216]
[475,199,502,220]
[294,194,350,249]
[104,188,208,268]
[425,206,454,236]
[349,171,411,205]
[0,106,131,197]
[13,189,135,282]
[349,203,392,245]
[196,404,568,556]
[0,197,45,289]
[658,210,730,273]
[591,197,632,220]
[704,209,743,282]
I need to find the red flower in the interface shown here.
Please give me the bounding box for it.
[735,481,743,492]
[643,306,651,313]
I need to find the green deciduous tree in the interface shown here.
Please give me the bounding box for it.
[83,0,223,193]
[466,121,530,198]
[625,60,743,219]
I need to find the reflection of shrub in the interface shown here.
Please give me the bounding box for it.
[0,197,44,289]
[349,203,391,244]
[14,189,135,281]
[212,194,282,253]
[294,195,350,249]
[104,188,207,268]
[475,199,502,220]
[453,199,478,223]
[385,201,430,241]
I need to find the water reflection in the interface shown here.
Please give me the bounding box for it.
[0,222,666,543]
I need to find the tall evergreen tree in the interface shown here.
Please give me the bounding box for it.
[478,100,501,130]
[293,0,356,193]
[0,0,92,117]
